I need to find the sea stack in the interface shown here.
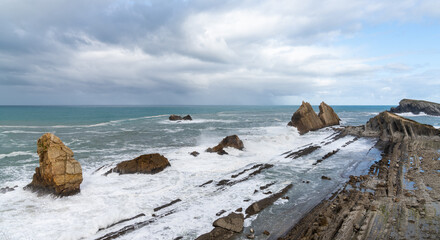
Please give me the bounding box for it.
[288,101,340,134]
[25,133,83,196]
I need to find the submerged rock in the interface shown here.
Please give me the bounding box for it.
[206,135,244,155]
[288,101,340,134]
[169,114,192,121]
[190,151,200,157]
[25,133,83,196]
[1,185,17,194]
[390,99,440,116]
[106,153,170,175]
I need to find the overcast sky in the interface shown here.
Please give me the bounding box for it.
[1,0,439,105]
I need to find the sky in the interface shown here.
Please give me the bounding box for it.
[0,0,439,105]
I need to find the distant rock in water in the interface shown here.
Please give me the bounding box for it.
[25,133,83,196]
[106,153,170,175]
[390,99,440,116]
[288,101,340,134]
[169,114,192,121]
[206,135,244,155]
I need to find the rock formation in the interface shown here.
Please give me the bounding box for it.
[318,102,341,126]
[206,135,244,155]
[288,101,340,134]
[342,111,440,142]
[25,133,83,196]
[281,111,440,240]
[390,99,440,116]
[105,153,170,175]
[169,114,192,121]
[196,213,245,240]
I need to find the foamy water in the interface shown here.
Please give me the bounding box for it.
[0,105,437,240]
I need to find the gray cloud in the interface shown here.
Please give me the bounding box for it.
[0,0,440,105]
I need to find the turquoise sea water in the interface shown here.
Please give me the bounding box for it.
[0,105,439,239]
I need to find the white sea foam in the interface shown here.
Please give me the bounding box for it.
[158,119,237,125]
[0,151,36,160]
[396,112,429,117]
[0,114,169,129]
[0,124,377,239]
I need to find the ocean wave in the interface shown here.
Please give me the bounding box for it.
[1,130,45,134]
[159,119,237,125]
[0,114,169,129]
[0,151,35,160]
[396,112,429,117]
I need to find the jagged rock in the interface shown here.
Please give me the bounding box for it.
[1,185,17,194]
[288,101,340,134]
[190,151,200,157]
[106,153,170,175]
[321,176,331,180]
[318,102,340,126]
[213,212,244,233]
[390,99,440,116]
[183,115,192,120]
[169,115,183,121]
[25,133,83,196]
[365,111,440,142]
[206,135,244,154]
[246,184,293,216]
[195,227,235,240]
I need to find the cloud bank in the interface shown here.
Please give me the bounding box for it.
[1,0,439,105]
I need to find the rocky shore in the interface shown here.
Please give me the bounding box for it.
[280,111,440,239]
[390,99,440,116]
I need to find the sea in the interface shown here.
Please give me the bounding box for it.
[0,105,439,240]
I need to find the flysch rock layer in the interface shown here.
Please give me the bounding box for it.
[280,111,440,240]
[25,133,83,196]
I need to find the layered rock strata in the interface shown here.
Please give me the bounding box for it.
[390,99,440,116]
[288,101,340,134]
[25,133,83,196]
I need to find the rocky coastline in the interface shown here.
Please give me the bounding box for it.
[14,102,440,239]
[390,99,440,116]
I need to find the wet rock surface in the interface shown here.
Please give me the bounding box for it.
[206,135,244,155]
[390,99,440,116]
[280,112,440,240]
[105,153,170,175]
[196,213,245,240]
[169,114,192,121]
[288,101,340,134]
[25,133,83,196]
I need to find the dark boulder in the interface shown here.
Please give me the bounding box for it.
[213,212,244,233]
[183,115,192,120]
[106,153,170,175]
[169,114,193,121]
[169,115,183,121]
[206,135,244,155]
[190,151,200,157]
[390,99,440,116]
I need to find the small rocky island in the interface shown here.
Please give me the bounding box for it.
[288,101,340,134]
[390,99,440,116]
[169,114,192,121]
